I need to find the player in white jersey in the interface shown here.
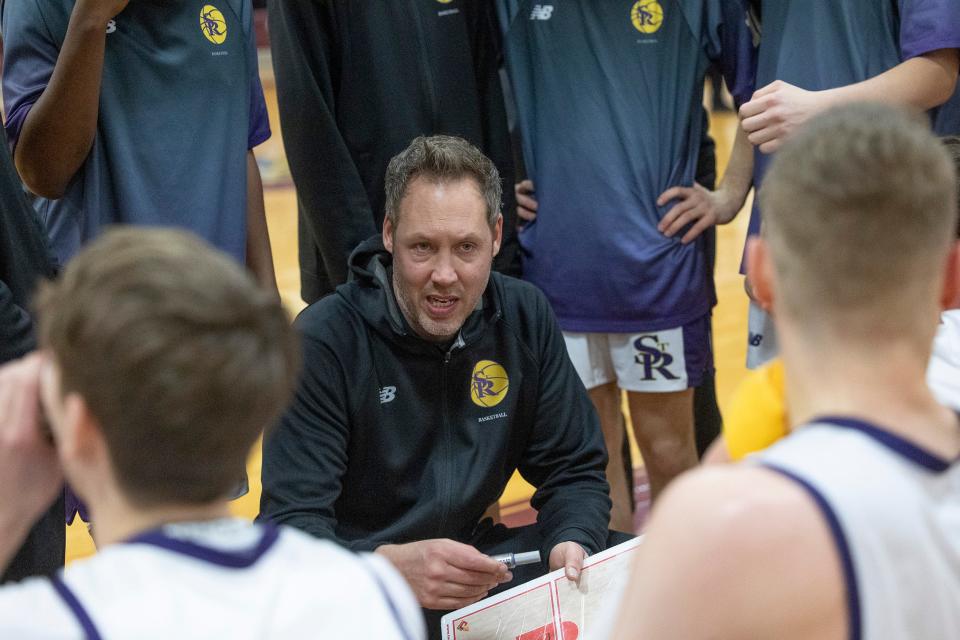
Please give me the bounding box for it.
[0,228,425,639]
[611,104,960,639]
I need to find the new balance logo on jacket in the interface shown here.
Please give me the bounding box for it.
[530,4,553,20]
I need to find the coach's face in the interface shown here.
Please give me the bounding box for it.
[384,176,502,343]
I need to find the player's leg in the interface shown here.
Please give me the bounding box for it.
[562,333,634,533]
[611,315,711,501]
[588,382,634,533]
[626,388,697,501]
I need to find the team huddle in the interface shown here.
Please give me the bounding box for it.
[0,1,959,639]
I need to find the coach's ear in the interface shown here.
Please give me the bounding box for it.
[940,240,960,311]
[745,237,775,313]
[383,217,395,254]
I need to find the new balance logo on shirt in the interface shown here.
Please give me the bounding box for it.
[530,4,554,20]
[106,19,117,34]
[379,386,397,404]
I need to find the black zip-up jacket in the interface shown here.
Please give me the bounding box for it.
[267,0,521,303]
[260,237,611,559]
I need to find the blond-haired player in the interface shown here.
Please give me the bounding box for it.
[613,104,960,639]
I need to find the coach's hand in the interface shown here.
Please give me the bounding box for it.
[515,180,539,224]
[75,0,131,23]
[377,539,512,610]
[0,354,64,540]
[549,541,587,586]
[657,182,738,244]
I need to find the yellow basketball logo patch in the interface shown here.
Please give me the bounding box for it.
[471,360,510,408]
[631,0,664,34]
[200,5,228,44]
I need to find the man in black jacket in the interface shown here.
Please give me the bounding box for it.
[0,133,64,583]
[260,136,614,634]
[267,0,521,303]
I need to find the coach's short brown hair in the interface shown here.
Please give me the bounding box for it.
[35,227,300,507]
[384,135,502,228]
[759,104,958,344]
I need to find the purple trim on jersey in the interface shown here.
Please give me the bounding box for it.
[362,562,416,640]
[2,101,33,151]
[761,464,862,640]
[50,576,103,640]
[811,416,955,472]
[899,1,960,61]
[126,522,281,569]
[247,62,271,149]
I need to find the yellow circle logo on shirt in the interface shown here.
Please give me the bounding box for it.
[436,0,454,3]
[200,5,228,44]
[471,360,510,408]
[631,0,664,34]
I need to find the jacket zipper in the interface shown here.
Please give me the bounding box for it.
[410,0,440,129]
[436,348,454,533]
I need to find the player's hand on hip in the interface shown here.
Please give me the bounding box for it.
[74,0,131,23]
[549,541,586,585]
[0,354,64,536]
[515,180,539,223]
[740,80,822,154]
[376,539,512,610]
[657,182,736,244]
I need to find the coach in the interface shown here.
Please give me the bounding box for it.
[260,136,614,633]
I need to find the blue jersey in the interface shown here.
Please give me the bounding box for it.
[496,0,755,332]
[1,0,270,266]
[935,90,960,136]
[747,0,960,240]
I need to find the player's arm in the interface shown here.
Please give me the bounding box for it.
[658,126,754,244]
[266,0,377,288]
[0,281,36,365]
[657,0,757,244]
[518,291,612,575]
[0,355,64,574]
[12,0,130,198]
[742,48,960,153]
[245,151,278,297]
[612,466,847,640]
[241,4,278,297]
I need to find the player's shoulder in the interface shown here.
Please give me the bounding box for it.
[1,0,69,31]
[643,466,847,636]
[0,574,82,638]
[651,465,822,547]
[272,528,426,638]
[646,466,838,587]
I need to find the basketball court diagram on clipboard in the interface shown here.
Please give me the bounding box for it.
[441,537,643,640]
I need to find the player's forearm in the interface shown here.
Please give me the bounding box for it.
[14,5,115,199]
[715,127,754,222]
[823,49,959,112]
[245,152,279,296]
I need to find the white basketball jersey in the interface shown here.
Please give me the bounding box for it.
[0,519,425,639]
[757,419,960,640]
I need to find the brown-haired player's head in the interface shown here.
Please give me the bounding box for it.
[35,227,300,508]
[755,103,959,350]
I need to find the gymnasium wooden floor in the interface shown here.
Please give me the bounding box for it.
[64,61,752,562]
